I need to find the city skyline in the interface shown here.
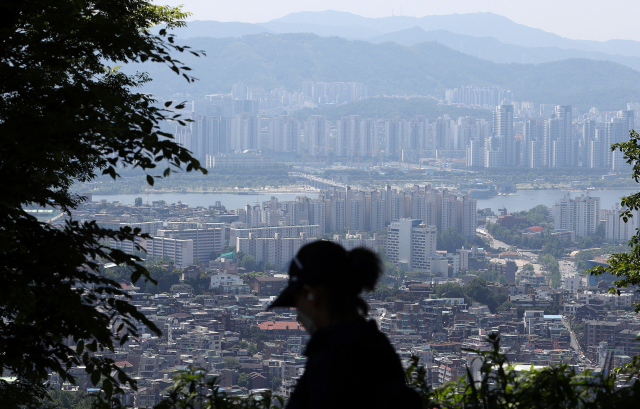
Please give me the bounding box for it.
[169,82,638,174]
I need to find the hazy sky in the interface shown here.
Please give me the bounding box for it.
[157,0,640,42]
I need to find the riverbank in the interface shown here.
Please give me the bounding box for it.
[92,188,637,213]
[92,192,317,209]
[85,185,319,195]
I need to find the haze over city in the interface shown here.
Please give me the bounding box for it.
[5,1,640,408]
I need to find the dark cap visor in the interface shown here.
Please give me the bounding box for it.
[266,281,302,310]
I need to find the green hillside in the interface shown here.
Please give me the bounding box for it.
[136,33,640,110]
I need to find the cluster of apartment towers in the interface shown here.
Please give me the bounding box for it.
[234,185,477,272]
[173,111,461,166]
[467,105,636,170]
[172,98,635,171]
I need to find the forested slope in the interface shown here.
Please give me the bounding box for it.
[136,33,640,110]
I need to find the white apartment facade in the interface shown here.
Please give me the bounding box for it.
[601,205,639,243]
[387,219,444,273]
[158,224,225,263]
[147,237,193,268]
[552,194,601,238]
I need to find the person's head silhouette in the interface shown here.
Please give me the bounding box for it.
[268,240,382,333]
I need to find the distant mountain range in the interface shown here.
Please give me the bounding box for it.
[135,33,640,110]
[265,11,640,57]
[368,27,640,71]
[165,11,640,72]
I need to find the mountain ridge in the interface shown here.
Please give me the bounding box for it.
[163,13,640,72]
[133,33,640,110]
[368,27,640,71]
[266,11,640,56]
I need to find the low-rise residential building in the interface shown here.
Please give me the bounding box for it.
[250,276,288,296]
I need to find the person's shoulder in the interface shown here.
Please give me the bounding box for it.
[360,320,393,347]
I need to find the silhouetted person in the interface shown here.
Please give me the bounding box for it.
[268,241,421,409]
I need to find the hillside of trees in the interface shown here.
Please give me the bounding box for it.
[292,97,493,121]
[132,33,640,110]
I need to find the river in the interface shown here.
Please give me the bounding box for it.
[93,188,639,213]
[92,192,304,209]
[475,189,638,213]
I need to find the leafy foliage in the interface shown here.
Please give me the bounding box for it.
[240,255,257,271]
[231,340,257,355]
[435,282,465,299]
[487,221,566,256]
[372,282,402,301]
[488,204,607,255]
[463,268,507,285]
[406,333,640,409]
[238,373,249,388]
[437,227,467,253]
[239,271,269,284]
[437,227,486,253]
[0,0,205,404]
[44,390,95,409]
[155,367,284,409]
[515,204,552,227]
[435,278,510,312]
[576,244,630,273]
[464,277,495,306]
[538,254,561,288]
[105,264,183,294]
[224,357,241,370]
[591,130,640,311]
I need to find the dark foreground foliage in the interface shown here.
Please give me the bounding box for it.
[0,0,204,405]
[407,334,640,409]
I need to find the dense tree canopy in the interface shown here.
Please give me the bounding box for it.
[0,0,204,405]
[434,278,512,313]
[435,282,465,299]
[293,97,493,121]
[436,227,486,253]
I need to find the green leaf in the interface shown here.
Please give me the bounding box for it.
[118,370,129,385]
[102,378,113,396]
[0,0,211,405]
[146,174,154,186]
[91,370,100,386]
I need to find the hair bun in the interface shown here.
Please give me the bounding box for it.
[347,247,382,292]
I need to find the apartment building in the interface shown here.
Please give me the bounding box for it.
[601,204,639,243]
[584,320,627,347]
[388,219,446,273]
[158,223,225,263]
[552,193,601,238]
[147,237,193,268]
